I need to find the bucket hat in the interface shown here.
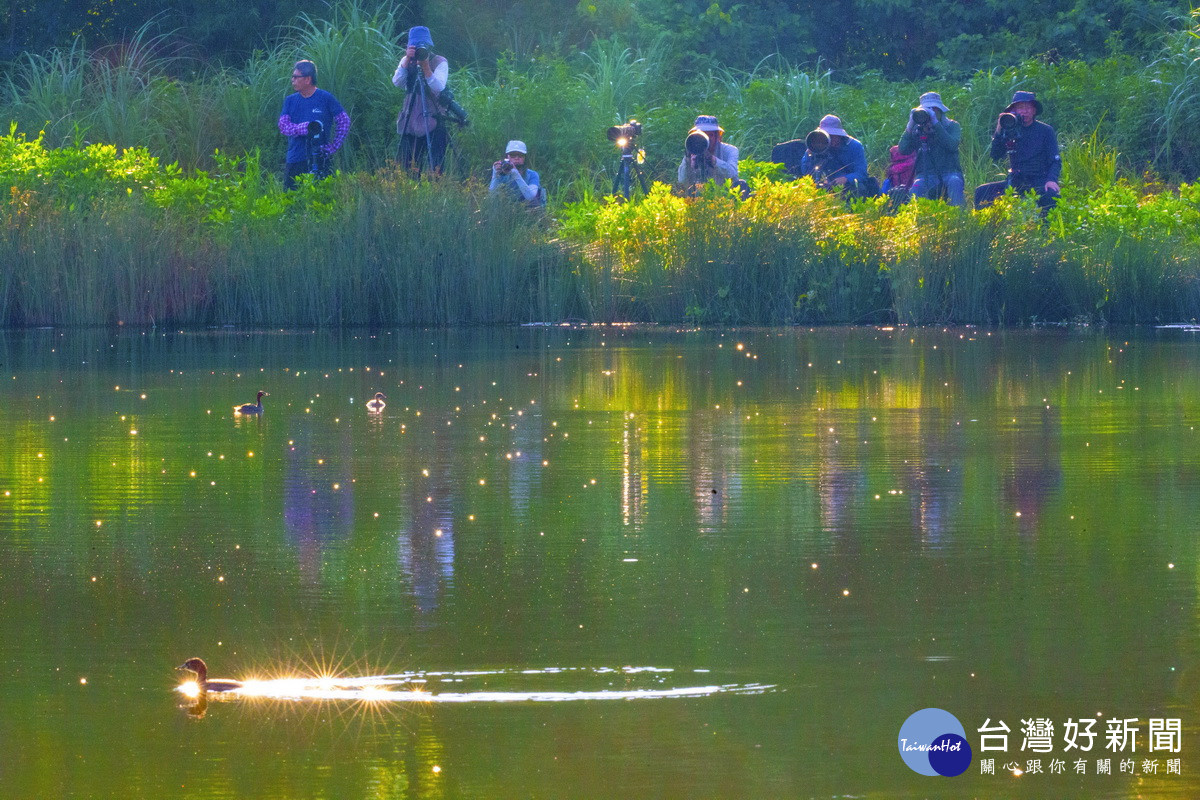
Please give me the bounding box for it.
[1004,90,1042,115]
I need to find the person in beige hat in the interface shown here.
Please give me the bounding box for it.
[898,91,964,206]
[799,114,872,196]
[489,139,545,206]
[677,114,744,193]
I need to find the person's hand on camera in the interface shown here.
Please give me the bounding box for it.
[1044,180,1059,194]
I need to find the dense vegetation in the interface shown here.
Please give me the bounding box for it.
[2,0,1200,326]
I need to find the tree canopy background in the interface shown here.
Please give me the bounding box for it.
[0,0,1188,77]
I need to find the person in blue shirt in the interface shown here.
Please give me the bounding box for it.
[278,60,351,189]
[799,115,873,198]
[974,90,1061,212]
[489,140,544,206]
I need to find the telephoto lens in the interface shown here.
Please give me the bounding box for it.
[685,130,709,156]
[805,128,831,154]
[414,46,429,60]
[998,112,1019,130]
[912,108,931,126]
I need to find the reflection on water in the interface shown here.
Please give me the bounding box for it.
[2,326,1200,799]
[177,665,774,704]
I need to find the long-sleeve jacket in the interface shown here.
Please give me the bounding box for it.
[990,119,1061,188]
[490,166,543,205]
[677,141,739,186]
[899,117,962,176]
[799,137,868,186]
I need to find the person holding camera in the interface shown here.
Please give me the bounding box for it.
[974,90,1061,212]
[392,25,449,175]
[677,115,744,194]
[489,140,545,206]
[898,92,964,206]
[278,60,351,190]
[799,115,872,197]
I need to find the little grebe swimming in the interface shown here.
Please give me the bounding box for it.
[366,392,387,413]
[178,657,242,693]
[234,391,268,415]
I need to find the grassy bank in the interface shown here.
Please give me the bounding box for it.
[2,134,1198,327]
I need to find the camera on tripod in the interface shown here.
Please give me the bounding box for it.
[998,112,1022,152]
[607,120,643,147]
[413,46,430,61]
[307,119,324,143]
[911,107,931,126]
[438,87,470,126]
[685,130,709,156]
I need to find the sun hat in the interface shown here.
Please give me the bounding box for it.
[919,91,949,114]
[816,114,849,138]
[407,26,434,48]
[693,115,724,134]
[505,140,527,155]
[1004,90,1043,115]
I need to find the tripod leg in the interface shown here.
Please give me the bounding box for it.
[635,165,649,197]
[621,160,632,199]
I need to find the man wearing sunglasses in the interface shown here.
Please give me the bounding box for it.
[278,60,351,189]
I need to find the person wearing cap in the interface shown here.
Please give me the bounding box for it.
[392,25,450,174]
[677,115,744,194]
[799,115,871,197]
[278,59,351,190]
[898,92,964,206]
[974,90,1061,211]
[489,140,545,206]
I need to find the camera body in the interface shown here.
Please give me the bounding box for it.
[911,107,931,127]
[497,158,515,175]
[306,119,324,143]
[607,120,643,145]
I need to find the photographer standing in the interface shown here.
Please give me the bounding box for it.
[677,115,744,195]
[392,25,449,175]
[799,115,872,197]
[898,92,964,206]
[278,60,351,190]
[489,140,545,206]
[974,90,1061,211]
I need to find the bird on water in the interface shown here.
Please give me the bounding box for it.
[177,657,243,693]
[366,392,387,413]
[234,391,268,415]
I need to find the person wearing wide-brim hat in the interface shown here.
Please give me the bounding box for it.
[798,114,872,197]
[898,91,964,206]
[974,90,1061,212]
[392,25,450,174]
[677,115,743,193]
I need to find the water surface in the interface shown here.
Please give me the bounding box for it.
[2,326,1199,798]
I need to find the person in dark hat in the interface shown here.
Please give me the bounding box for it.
[392,25,450,174]
[899,91,964,206]
[974,90,1061,212]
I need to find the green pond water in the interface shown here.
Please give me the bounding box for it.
[2,325,1200,799]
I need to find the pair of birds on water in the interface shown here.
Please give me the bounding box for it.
[232,391,387,415]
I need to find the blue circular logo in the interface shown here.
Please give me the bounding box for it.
[898,708,972,776]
